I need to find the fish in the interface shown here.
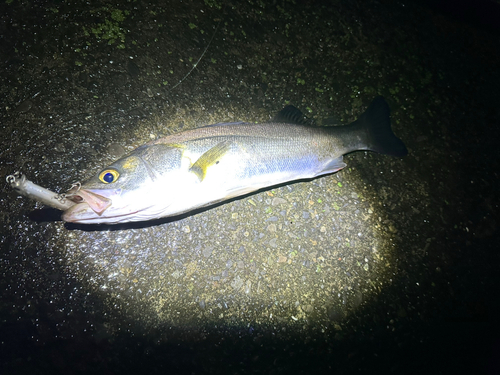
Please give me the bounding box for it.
[62,96,408,224]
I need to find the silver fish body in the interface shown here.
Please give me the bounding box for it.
[62,97,407,224]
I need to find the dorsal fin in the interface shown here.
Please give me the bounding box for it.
[201,121,248,128]
[271,105,311,125]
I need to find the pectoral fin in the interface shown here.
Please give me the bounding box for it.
[189,141,232,182]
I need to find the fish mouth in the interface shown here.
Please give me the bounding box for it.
[61,184,121,223]
[65,185,113,215]
[61,184,165,224]
[61,202,140,224]
[61,202,99,223]
[61,186,145,224]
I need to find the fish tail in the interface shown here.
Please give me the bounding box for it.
[355,96,408,157]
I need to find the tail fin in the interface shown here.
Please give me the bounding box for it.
[355,97,408,157]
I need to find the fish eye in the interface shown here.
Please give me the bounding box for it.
[99,169,120,184]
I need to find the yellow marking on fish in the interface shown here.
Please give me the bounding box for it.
[121,156,141,171]
[189,141,232,182]
[166,143,195,168]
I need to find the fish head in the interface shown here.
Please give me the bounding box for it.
[61,153,163,224]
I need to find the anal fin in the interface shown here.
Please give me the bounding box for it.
[321,156,346,175]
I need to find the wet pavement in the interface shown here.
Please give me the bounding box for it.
[1,0,499,374]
